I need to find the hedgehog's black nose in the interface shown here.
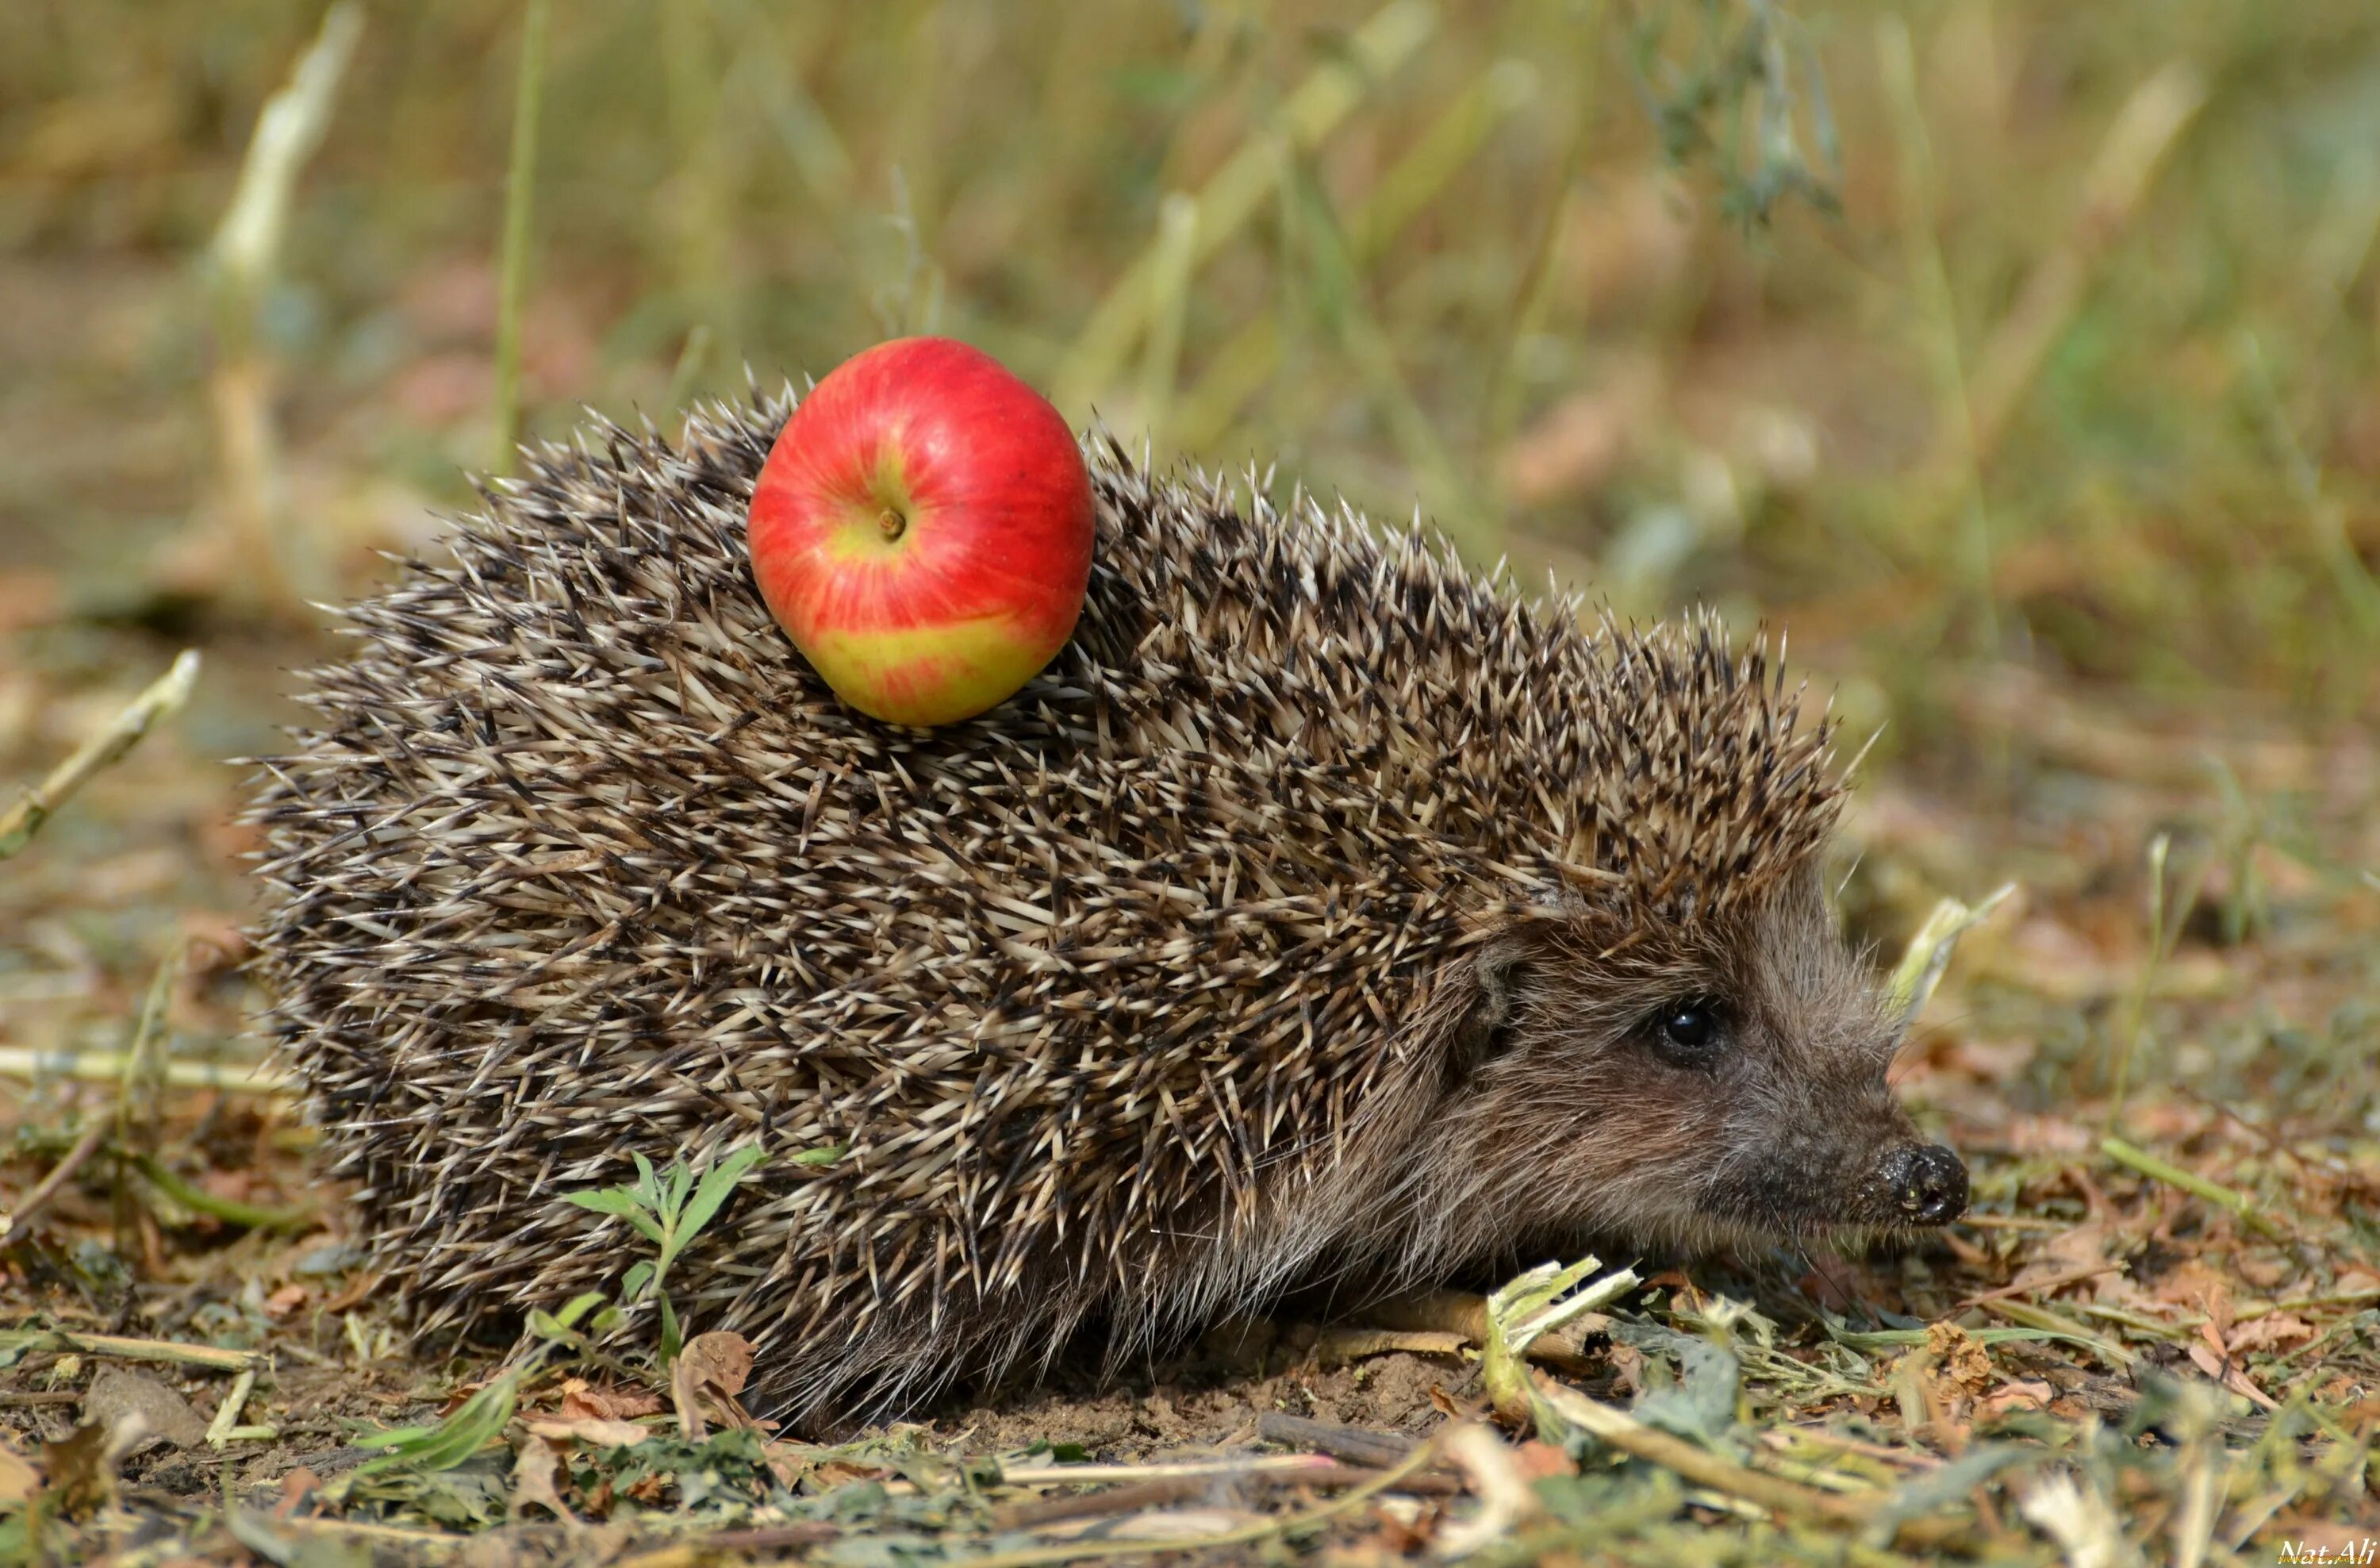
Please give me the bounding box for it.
[1884,1143,1968,1225]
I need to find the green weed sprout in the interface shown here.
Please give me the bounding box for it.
[564,1145,768,1364]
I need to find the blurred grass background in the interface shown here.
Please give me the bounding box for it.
[0,0,2376,1101]
[7,0,2379,705]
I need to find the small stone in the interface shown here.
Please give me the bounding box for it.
[83,1366,208,1454]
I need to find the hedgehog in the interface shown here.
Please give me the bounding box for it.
[248,389,1967,1420]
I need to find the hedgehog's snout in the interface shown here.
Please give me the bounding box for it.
[1879,1142,1968,1226]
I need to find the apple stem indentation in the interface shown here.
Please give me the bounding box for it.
[878,506,908,541]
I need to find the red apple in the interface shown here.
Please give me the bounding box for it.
[746,336,1096,727]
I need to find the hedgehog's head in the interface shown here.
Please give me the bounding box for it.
[1395,616,1964,1264]
[1423,862,1965,1262]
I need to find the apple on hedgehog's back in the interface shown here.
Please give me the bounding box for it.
[745,336,1096,728]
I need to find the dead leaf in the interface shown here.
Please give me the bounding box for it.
[2186,1341,2278,1410]
[1926,1322,1994,1399]
[811,1461,889,1488]
[509,1436,578,1524]
[763,1439,815,1489]
[672,1331,757,1438]
[321,1271,383,1315]
[1979,1380,2054,1416]
[677,1332,754,1397]
[559,1380,663,1422]
[263,1283,309,1319]
[1606,1342,1646,1398]
[2000,1114,2097,1156]
[0,1441,38,1508]
[41,1424,125,1520]
[1512,1439,1576,1481]
[2234,1254,2290,1290]
[2227,1314,2314,1355]
[272,1468,320,1520]
[2152,1259,2235,1325]
[2036,1220,2121,1278]
[525,1417,654,1450]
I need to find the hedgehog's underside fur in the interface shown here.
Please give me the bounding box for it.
[251,392,1872,1418]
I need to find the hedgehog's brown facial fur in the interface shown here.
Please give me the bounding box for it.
[1382,862,1965,1272]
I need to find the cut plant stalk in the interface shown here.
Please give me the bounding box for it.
[2103,832,2209,1120]
[1136,192,1199,448]
[1885,881,2016,1026]
[206,2,362,612]
[1050,0,1438,417]
[0,1048,290,1096]
[492,0,551,473]
[1875,13,1997,662]
[2102,1136,2287,1240]
[1174,56,1541,452]
[1280,160,1489,556]
[1481,44,1589,505]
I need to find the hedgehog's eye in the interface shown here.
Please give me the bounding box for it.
[1649,1000,1725,1066]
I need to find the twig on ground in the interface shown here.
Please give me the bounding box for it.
[0,1116,111,1250]
[0,651,200,860]
[0,1328,264,1372]
[1255,1411,1417,1468]
[965,1438,1445,1568]
[0,1047,291,1095]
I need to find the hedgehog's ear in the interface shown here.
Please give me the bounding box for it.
[1442,933,1537,1079]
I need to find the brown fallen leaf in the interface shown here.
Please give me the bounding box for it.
[810,1461,890,1488]
[321,1270,382,1315]
[2186,1340,2278,1410]
[671,1330,757,1438]
[273,1468,321,1520]
[2227,1313,2315,1355]
[1512,1439,1576,1481]
[678,1332,754,1397]
[525,1417,654,1450]
[559,1379,664,1422]
[0,1440,39,1508]
[509,1436,579,1524]
[2155,1259,2237,1338]
[1979,1380,2055,1417]
[1926,1321,1995,1401]
[42,1424,135,1520]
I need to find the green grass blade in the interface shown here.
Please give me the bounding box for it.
[677,1145,768,1248]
